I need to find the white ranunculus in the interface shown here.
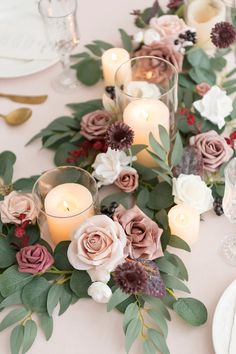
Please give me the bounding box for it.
[133,31,144,43]
[143,28,161,45]
[92,148,135,187]
[193,86,233,129]
[172,174,214,214]
[88,282,112,304]
[126,81,161,99]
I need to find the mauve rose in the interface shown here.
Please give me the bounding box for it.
[196,83,211,97]
[67,215,127,282]
[115,167,139,193]
[134,41,183,83]
[0,191,37,225]
[190,130,233,172]
[113,205,163,260]
[150,15,188,39]
[16,244,54,274]
[80,110,114,141]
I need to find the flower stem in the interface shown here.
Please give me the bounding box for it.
[166,288,177,300]
[135,295,148,339]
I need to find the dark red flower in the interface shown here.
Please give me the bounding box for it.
[187,113,196,126]
[167,0,183,9]
[179,107,190,115]
[15,227,25,238]
[211,21,236,48]
[105,122,134,150]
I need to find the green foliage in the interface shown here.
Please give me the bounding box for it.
[119,29,133,53]
[38,313,53,341]
[47,284,64,316]
[0,151,16,185]
[0,266,33,297]
[147,309,168,337]
[148,182,174,210]
[22,320,37,354]
[123,303,139,332]
[22,277,50,313]
[101,191,130,208]
[161,274,190,293]
[0,291,22,310]
[75,58,102,86]
[0,308,28,332]
[10,325,24,354]
[13,176,39,193]
[148,328,170,354]
[125,318,142,353]
[70,270,91,298]
[54,241,74,270]
[0,237,16,268]
[59,283,73,316]
[173,298,208,326]
[107,288,130,312]
[168,235,191,252]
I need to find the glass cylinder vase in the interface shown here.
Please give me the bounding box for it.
[32,166,99,245]
[114,56,178,168]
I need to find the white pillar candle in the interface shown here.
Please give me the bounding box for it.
[123,98,170,167]
[186,0,226,50]
[168,204,200,245]
[101,48,130,86]
[44,183,95,245]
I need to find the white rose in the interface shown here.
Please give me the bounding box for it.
[172,174,214,214]
[126,81,161,99]
[133,31,144,43]
[92,148,135,187]
[194,86,233,129]
[143,29,161,45]
[88,282,112,304]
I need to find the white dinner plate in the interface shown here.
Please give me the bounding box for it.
[212,280,236,354]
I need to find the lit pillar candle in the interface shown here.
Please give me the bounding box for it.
[123,98,169,167]
[44,183,95,245]
[101,48,130,86]
[186,0,226,50]
[168,204,200,245]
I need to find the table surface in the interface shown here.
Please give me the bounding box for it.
[1,1,236,353]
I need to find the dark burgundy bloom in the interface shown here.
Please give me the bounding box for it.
[105,122,134,150]
[167,0,183,9]
[114,260,148,294]
[140,259,166,298]
[211,21,236,48]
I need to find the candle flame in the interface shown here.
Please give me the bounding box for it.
[111,53,118,61]
[179,213,186,223]
[63,201,70,212]
[146,71,153,80]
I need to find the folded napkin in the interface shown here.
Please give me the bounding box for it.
[0,0,57,61]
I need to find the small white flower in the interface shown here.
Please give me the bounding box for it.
[88,282,112,304]
[172,174,214,214]
[92,148,135,187]
[126,81,161,99]
[193,86,233,129]
[143,28,161,45]
[133,31,144,43]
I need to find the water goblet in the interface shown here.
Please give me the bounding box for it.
[38,0,79,93]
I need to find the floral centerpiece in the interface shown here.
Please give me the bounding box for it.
[1,1,236,354]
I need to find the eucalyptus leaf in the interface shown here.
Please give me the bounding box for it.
[93,40,114,50]
[107,288,130,312]
[130,144,147,156]
[59,283,73,316]
[143,340,156,354]
[123,303,139,333]
[70,270,91,298]
[155,209,168,230]
[0,291,22,309]
[173,298,207,326]
[155,257,178,278]
[187,48,211,70]
[0,266,33,297]
[147,309,168,337]
[75,58,102,86]
[169,235,191,252]
[47,284,63,317]
[119,28,133,52]
[13,176,39,193]
[0,237,16,268]
[125,318,141,353]
[137,189,149,210]
[142,295,171,321]
[148,182,174,210]
[149,133,166,161]
[0,308,28,332]
[159,125,170,152]
[171,132,183,167]
[165,252,189,282]
[148,328,170,354]
[161,274,190,293]
[101,191,129,208]
[54,143,77,166]
[22,320,37,354]
[38,313,53,341]
[85,44,103,56]
[189,67,216,85]
[10,325,24,354]
[54,241,73,270]
[0,151,16,184]
[22,277,50,313]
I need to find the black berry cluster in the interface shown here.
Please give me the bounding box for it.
[100,201,119,218]
[213,196,224,216]
[174,29,197,52]
[105,86,116,100]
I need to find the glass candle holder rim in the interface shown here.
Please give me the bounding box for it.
[114,55,178,100]
[32,165,98,219]
[38,0,77,19]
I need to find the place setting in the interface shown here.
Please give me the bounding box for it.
[1,0,236,354]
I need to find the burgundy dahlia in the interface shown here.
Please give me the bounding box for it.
[114,260,148,294]
[105,122,134,150]
[211,21,236,48]
[140,260,166,298]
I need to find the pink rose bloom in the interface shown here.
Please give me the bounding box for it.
[196,83,211,97]
[80,110,114,141]
[189,130,233,172]
[113,205,163,261]
[150,15,188,39]
[115,167,139,193]
[0,191,37,225]
[16,244,54,274]
[67,215,127,283]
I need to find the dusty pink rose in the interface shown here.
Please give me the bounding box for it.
[196,83,211,97]
[190,130,233,172]
[150,15,188,39]
[0,191,37,225]
[16,244,54,274]
[67,215,127,282]
[115,167,139,193]
[113,205,163,261]
[80,110,114,141]
[134,41,183,83]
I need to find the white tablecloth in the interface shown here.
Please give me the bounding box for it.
[1,1,236,353]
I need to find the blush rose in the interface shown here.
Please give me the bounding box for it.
[80,110,114,141]
[115,167,139,193]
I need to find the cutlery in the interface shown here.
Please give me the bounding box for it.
[0,108,32,126]
[0,93,48,104]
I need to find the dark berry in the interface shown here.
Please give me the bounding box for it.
[111,201,118,208]
[109,206,116,214]
[101,205,108,213]
[105,86,114,93]
[174,39,179,45]
[214,206,224,216]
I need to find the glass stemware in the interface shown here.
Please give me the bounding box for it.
[222,158,236,265]
[38,0,79,93]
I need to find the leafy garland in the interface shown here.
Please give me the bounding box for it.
[1,1,236,354]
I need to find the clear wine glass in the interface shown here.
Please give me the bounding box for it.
[222,158,236,265]
[38,0,79,93]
